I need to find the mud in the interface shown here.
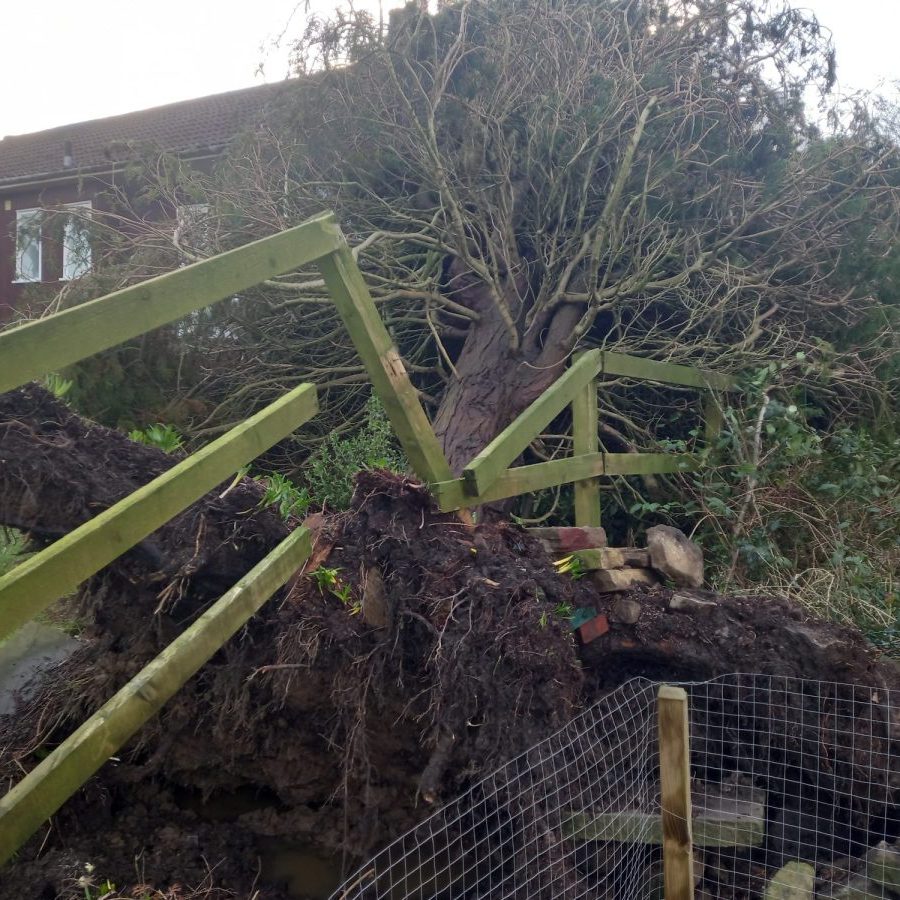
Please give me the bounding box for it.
[1,388,899,899]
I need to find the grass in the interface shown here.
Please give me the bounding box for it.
[67,859,254,900]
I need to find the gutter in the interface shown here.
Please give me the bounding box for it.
[0,150,224,194]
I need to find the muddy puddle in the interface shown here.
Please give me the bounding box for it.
[180,787,346,899]
[0,620,81,716]
[258,840,345,899]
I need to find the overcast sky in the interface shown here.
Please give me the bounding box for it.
[1,0,896,138]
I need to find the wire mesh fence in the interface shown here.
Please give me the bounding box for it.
[330,674,900,900]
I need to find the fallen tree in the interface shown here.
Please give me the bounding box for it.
[55,0,899,477]
[11,0,894,686]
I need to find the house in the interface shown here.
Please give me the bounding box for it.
[0,82,291,321]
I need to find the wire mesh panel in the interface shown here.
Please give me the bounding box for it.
[331,675,900,900]
[686,674,899,899]
[333,678,661,900]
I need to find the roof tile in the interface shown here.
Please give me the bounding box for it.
[0,82,292,185]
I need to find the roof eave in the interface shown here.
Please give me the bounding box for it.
[0,146,229,193]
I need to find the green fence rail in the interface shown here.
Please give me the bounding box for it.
[0,208,733,865]
[0,212,384,864]
[0,383,317,644]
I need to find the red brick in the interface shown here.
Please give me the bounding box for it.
[578,614,610,644]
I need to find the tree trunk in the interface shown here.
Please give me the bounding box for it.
[433,274,584,475]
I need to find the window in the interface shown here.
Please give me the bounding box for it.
[61,201,92,280]
[14,208,42,282]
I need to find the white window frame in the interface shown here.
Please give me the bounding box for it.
[14,208,42,283]
[61,200,93,281]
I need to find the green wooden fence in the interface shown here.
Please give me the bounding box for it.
[0,209,732,865]
[432,349,731,521]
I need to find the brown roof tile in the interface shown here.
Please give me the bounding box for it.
[0,81,293,185]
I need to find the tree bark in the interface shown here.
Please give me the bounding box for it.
[432,271,583,475]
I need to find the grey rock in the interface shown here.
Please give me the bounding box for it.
[646,525,704,588]
[763,862,815,900]
[830,876,881,899]
[863,840,900,893]
[609,597,642,624]
[591,567,659,592]
[669,592,718,614]
[784,623,843,652]
[589,547,651,569]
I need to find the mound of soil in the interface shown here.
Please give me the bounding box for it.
[1,387,898,900]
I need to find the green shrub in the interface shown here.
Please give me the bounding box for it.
[0,528,30,578]
[304,395,406,509]
[128,423,184,454]
[42,372,73,400]
[250,395,406,520]
[621,372,899,644]
[257,472,311,521]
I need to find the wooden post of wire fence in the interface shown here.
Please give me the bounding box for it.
[658,684,694,900]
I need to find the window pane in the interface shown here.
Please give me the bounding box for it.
[62,202,92,280]
[15,209,41,282]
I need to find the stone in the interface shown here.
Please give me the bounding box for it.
[831,876,881,899]
[361,566,389,629]
[764,862,815,900]
[669,592,718,614]
[863,840,900,893]
[591,567,660,592]
[646,525,704,587]
[573,547,651,570]
[609,596,642,624]
[784,622,844,652]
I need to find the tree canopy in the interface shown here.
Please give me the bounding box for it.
[31,0,897,475]
[100,0,891,470]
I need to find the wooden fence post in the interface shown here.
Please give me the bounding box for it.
[318,244,454,487]
[572,356,601,527]
[703,393,724,445]
[658,684,694,900]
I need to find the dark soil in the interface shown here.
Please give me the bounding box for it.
[1,387,898,900]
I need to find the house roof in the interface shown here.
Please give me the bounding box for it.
[0,81,293,187]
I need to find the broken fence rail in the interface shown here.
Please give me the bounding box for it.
[0,212,377,864]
